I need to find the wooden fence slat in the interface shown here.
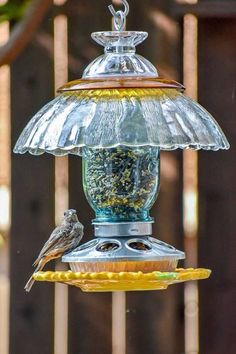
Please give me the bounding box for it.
[10,19,55,354]
[126,2,184,354]
[68,158,112,354]
[198,18,236,354]
[173,2,236,18]
[67,2,112,353]
[126,153,184,354]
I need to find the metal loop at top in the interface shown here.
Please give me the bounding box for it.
[108,0,130,31]
[113,10,126,32]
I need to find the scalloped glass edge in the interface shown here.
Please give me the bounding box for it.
[14,142,230,157]
[13,89,230,156]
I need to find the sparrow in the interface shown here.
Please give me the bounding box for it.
[24,209,83,292]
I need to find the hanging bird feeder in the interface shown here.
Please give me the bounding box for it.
[14,0,229,292]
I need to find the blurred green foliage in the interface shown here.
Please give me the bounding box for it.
[0,0,31,23]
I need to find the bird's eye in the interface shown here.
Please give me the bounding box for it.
[64,212,66,216]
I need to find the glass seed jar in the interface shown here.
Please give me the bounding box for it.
[82,146,160,222]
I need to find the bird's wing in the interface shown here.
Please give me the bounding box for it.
[33,224,72,266]
[42,222,83,259]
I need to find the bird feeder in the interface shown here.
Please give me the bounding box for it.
[14,0,229,291]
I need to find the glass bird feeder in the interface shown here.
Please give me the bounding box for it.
[14,1,229,291]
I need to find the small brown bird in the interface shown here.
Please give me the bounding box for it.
[24,209,83,292]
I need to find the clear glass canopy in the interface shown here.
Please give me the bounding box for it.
[14,30,229,156]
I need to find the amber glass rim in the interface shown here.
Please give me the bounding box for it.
[58,77,185,92]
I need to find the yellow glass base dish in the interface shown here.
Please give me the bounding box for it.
[33,268,211,292]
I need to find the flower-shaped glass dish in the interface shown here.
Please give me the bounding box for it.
[14,86,229,156]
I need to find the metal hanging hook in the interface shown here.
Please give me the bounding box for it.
[108,0,130,32]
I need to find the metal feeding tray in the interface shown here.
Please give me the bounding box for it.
[62,236,185,273]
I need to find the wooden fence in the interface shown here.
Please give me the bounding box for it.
[0,1,235,353]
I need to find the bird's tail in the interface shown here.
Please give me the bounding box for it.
[24,261,45,293]
[24,276,35,293]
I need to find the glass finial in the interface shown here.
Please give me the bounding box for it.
[82,0,158,78]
